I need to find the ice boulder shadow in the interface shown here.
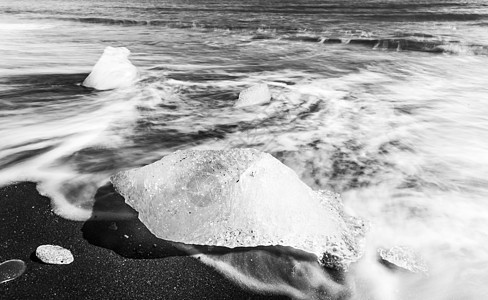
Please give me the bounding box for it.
[81,183,186,259]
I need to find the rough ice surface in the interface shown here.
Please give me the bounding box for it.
[111,149,366,270]
[82,46,138,90]
[378,246,428,274]
[235,83,271,108]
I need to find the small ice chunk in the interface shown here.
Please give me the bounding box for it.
[82,46,138,90]
[235,83,271,107]
[36,245,74,265]
[378,246,428,274]
[0,259,27,284]
[111,149,366,270]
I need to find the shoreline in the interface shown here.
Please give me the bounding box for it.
[0,182,287,299]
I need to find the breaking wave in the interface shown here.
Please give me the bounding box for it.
[43,16,488,56]
[252,34,488,55]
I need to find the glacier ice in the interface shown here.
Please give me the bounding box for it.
[235,83,271,108]
[111,149,366,270]
[82,46,138,90]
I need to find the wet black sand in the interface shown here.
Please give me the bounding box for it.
[0,182,288,300]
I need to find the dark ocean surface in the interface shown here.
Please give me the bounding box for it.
[1,0,488,299]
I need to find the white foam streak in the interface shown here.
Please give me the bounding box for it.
[0,85,160,220]
[175,244,350,300]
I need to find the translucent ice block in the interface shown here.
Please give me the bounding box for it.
[111,149,365,269]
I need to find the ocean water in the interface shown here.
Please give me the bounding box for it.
[1,0,488,299]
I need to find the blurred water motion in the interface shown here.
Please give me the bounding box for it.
[1,0,488,299]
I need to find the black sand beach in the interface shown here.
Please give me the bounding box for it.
[0,182,288,299]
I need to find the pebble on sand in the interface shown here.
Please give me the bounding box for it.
[35,245,74,265]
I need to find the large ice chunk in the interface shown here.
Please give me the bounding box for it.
[235,83,271,108]
[82,46,138,90]
[111,149,365,269]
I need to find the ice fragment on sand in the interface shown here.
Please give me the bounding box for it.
[0,259,27,284]
[36,245,74,265]
[235,83,271,107]
[111,149,366,270]
[82,46,138,90]
[378,246,428,274]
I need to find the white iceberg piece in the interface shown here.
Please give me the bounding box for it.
[111,149,365,270]
[235,83,271,108]
[36,245,74,265]
[82,46,138,90]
